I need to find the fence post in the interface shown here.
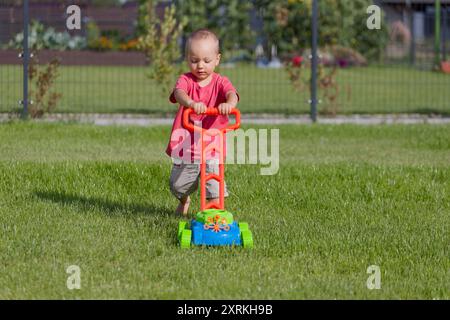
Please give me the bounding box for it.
[21,0,29,119]
[443,6,447,61]
[434,0,441,70]
[408,0,416,66]
[310,0,318,123]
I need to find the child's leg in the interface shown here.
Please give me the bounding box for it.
[169,163,200,215]
[176,195,191,216]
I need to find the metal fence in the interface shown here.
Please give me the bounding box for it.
[1,0,450,118]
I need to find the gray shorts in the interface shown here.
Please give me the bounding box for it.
[169,160,229,200]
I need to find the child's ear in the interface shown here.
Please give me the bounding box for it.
[216,53,221,66]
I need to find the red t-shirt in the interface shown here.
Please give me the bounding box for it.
[166,72,239,163]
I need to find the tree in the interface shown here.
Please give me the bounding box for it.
[172,0,255,61]
[253,0,388,62]
[137,0,184,96]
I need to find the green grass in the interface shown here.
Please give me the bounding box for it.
[0,122,449,299]
[1,64,450,115]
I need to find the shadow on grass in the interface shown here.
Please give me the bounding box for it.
[34,190,174,218]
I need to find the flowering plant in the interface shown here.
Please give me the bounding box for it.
[285,51,343,116]
[285,54,308,92]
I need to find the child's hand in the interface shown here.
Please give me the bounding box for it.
[190,101,207,115]
[218,103,234,115]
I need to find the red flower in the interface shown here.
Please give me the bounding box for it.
[292,55,303,67]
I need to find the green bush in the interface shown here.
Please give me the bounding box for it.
[171,0,255,62]
[137,1,184,96]
[86,21,102,50]
[254,0,388,62]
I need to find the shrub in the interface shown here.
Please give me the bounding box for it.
[137,0,184,96]
[285,52,342,116]
[119,39,140,51]
[254,0,388,62]
[28,54,62,118]
[8,20,86,51]
[171,0,255,62]
[86,21,102,50]
[329,45,367,67]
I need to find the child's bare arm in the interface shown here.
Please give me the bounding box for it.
[226,91,238,106]
[173,88,194,107]
[218,91,238,115]
[173,89,206,114]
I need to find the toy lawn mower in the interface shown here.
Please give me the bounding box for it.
[177,107,253,249]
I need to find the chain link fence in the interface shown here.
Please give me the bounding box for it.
[1,0,449,117]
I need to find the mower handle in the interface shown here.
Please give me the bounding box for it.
[182,107,241,132]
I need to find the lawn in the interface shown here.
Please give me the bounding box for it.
[0,122,449,299]
[1,64,450,115]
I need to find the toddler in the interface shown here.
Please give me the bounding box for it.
[166,29,239,216]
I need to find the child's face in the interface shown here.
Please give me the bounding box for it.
[187,38,220,81]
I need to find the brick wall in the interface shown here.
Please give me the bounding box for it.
[0,1,169,44]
